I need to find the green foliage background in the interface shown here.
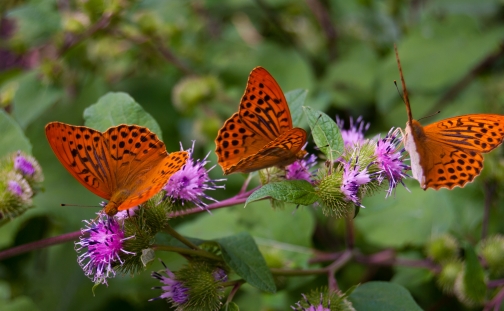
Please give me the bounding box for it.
[1,0,504,310]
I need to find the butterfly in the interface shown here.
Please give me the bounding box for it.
[45,122,188,216]
[395,45,504,190]
[215,66,307,175]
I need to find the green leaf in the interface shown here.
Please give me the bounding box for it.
[220,302,239,311]
[155,232,206,249]
[285,89,307,126]
[83,92,163,139]
[245,180,317,207]
[12,72,62,129]
[463,244,486,303]
[0,110,31,158]
[216,232,276,293]
[303,106,343,162]
[348,281,422,311]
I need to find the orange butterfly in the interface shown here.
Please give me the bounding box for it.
[395,45,504,190]
[45,122,188,216]
[215,67,307,175]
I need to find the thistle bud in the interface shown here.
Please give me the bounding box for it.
[478,234,504,277]
[425,234,459,264]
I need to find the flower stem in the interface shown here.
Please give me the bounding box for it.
[0,230,81,261]
[152,244,222,261]
[163,223,200,250]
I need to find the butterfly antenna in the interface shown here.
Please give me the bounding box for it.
[418,110,441,122]
[394,44,413,124]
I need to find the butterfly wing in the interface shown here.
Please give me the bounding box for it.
[227,127,307,174]
[409,114,504,190]
[238,67,294,141]
[45,122,112,199]
[100,125,188,213]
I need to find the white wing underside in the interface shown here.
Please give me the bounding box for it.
[404,125,425,187]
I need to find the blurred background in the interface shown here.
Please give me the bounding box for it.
[1,0,504,310]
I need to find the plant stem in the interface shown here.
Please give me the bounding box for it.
[327,249,352,292]
[152,244,222,261]
[163,223,200,250]
[0,230,81,261]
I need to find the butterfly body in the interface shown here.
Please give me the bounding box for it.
[395,46,504,190]
[45,122,188,216]
[215,67,307,175]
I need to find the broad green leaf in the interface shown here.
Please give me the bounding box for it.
[348,281,422,311]
[216,232,276,293]
[245,180,317,207]
[303,106,343,162]
[83,92,163,139]
[285,89,308,126]
[0,110,31,158]
[463,244,486,303]
[7,3,60,46]
[12,72,62,129]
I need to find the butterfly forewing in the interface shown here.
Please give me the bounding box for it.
[239,67,293,141]
[45,122,112,199]
[423,114,504,152]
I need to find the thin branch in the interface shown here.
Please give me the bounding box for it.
[163,222,200,250]
[60,12,113,54]
[305,0,338,60]
[488,279,504,288]
[169,188,257,218]
[484,286,504,311]
[270,267,327,276]
[225,279,245,303]
[0,230,81,261]
[152,244,222,261]
[327,249,352,292]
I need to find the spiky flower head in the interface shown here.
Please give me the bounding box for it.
[437,260,463,294]
[291,288,355,311]
[336,116,370,148]
[286,153,318,183]
[150,260,190,305]
[374,128,410,197]
[340,159,371,207]
[477,234,504,278]
[164,141,225,210]
[12,151,44,184]
[75,214,134,285]
[0,171,33,219]
[151,260,227,311]
[425,234,460,264]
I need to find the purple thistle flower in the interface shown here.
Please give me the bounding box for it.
[340,158,371,207]
[75,215,134,285]
[150,261,189,305]
[286,153,317,183]
[374,128,410,197]
[7,180,23,196]
[164,141,225,209]
[292,293,330,311]
[14,152,35,176]
[336,115,370,148]
[212,268,228,282]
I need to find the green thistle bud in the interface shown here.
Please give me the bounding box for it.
[292,287,355,311]
[478,235,504,277]
[437,260,463,294]
[175,260,227,311]
[61,12,90,34]
[425,234,459,264]
[172,76,220,116]
[0,171,33,220]
[118,194,170,274]
[316,167,353,218]
[453,270,486,307]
